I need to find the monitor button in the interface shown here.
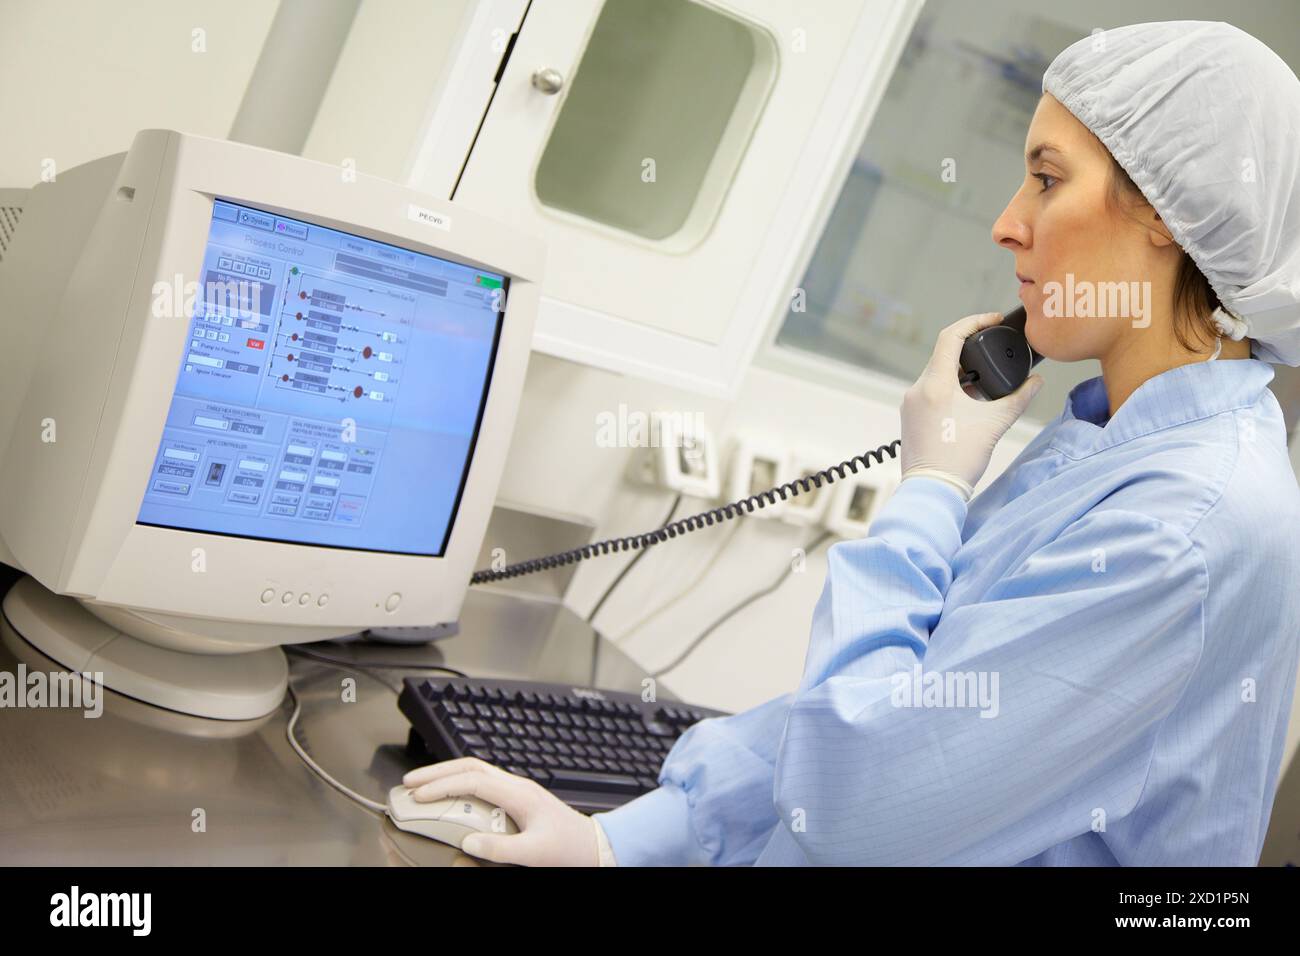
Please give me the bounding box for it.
[384,593,401,612]
[317,594,329,607]
[281,591,294,605]
[260,588,275,604]
[298,593,310,606]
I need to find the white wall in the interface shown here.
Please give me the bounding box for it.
[0,0,278,187]
[301,0,471,183]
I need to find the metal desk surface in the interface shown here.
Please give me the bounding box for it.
[0,587,653,866]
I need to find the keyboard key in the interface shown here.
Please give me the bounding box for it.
[642,724,670,740]
[547,769,642,794]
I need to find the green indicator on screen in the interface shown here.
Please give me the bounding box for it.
[475,275,502,289]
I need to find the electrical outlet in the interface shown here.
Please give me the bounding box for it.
[653,414,720,499]
[825,467,897,538]
[781,454,834,526]
[727,433,789,519]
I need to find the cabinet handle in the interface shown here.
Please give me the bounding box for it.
[530,67,565,94]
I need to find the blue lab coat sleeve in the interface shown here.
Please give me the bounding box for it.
[770,476,1207,865]
[593,689,793,866]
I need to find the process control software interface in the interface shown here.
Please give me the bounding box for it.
[137,200,506,556]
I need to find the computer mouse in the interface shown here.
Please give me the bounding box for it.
[386,785,519,849]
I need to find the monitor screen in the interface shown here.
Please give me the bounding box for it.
[136,199,507,556]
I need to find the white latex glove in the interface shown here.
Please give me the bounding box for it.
[402,758,613,866]
[900,312,1044,501]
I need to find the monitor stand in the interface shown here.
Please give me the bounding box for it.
[1,575,357,720]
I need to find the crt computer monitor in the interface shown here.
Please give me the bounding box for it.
[0,130,544,719]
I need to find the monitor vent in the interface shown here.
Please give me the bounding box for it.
[0,204,22,264]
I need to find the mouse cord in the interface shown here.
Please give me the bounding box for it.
[285,673,387,815]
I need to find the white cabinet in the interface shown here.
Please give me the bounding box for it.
[408,0,922,396]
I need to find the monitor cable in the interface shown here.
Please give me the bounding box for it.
[650,529,834,679]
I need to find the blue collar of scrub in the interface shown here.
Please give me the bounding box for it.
[1049,355,1278,460]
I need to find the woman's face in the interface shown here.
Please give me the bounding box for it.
[991,93,1176,362]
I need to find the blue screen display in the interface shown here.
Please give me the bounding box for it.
[136,199,506,556]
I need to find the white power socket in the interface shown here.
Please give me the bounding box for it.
[724,435,898,532]
[727,433,790,519]
[824,464,897,538]
[780,453,837,527]
[631,414,719,499]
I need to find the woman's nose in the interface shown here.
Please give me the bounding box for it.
[992,196,1031,250]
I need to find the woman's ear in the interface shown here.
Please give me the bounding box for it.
[1147,209,1177,248]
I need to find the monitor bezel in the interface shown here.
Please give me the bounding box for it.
[53,131,542,634]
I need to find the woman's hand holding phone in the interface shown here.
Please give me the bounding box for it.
[899,312,1044,501]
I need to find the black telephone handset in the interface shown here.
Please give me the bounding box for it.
[471,306,1044,584]
[958,306,1043,401]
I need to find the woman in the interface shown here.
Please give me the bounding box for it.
[402,20,1300,865]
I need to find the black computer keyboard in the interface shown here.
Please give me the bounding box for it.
[398,676,730,812]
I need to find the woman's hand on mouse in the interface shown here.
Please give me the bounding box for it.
[403,758,604,866]
[899,311,1043,501]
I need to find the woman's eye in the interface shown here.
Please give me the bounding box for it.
[1033,172,1057,192]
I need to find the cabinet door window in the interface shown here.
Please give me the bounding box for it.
[535,0,776,247]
